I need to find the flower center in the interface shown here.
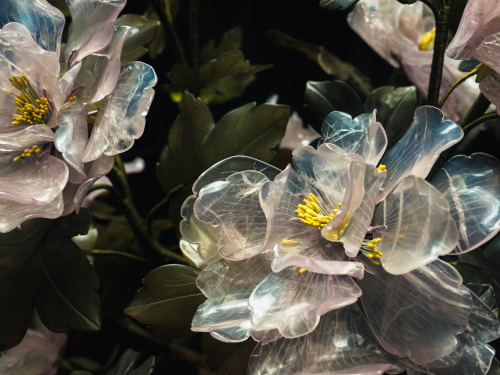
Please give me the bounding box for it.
[10,74,51,125]
[295,193,339,231]
[361,238,383,265]
[12,145,41,162]
[418,27,436,51]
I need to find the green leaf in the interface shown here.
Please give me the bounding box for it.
[202,334,257,375]
[125,265,205,339]
[0,210,100,350]
[200,26,243,65]
[116,14,160,66]
[304,80,364,130]
[476,64,495,83]
[156,92,290,193]
[106,349,155,375]
[47,0,70,16]
[364,86,419,149]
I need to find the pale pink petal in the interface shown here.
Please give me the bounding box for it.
[194,171,270,260]
[248,268,361,340]
[359,259,472,365]
[319,111,387,166]
[1,0,65,55]
[279,112,320,150]
[54,102,89,182]
[0,125,53,152]
[379,106,463,201]
[179,239,206,270]
[249,305,397,375]
[0,194,64,233]
[431,153,500,255]
[0,153,68,205]
[65,0,126,65]
[53,62,82,111]
[373,176,458,275]
[479,71,500,112]
[82,61,157,162]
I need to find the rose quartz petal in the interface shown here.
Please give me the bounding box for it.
[431,153,500,255]
[62,155,114,215]
[360,259,472,365]
[82,61,157,162]
[1,0,65,54]
[54,102,89,182]
[374,176,458,275]
[0,194,63,233]
[0,153,68,205]
[0,23,59,95]
[179,239,206,270]
[279,112,320,150]
[0,124,53,152]
[72,26,137,104]
[195,171,270,260]
[479,71,500,111]
[272,240,364,279]
[379,106,463,201]
[249,268,361,340]
[320,111,387,166]
[65,0,126,65]
[248,305,397,375]
[53,62,82,111]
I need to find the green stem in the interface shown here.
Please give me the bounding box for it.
[152,0,187,65]
[147,184,184,234]
[438,64,481,108]
[189,0,200,68]
[107,156,187,264]
[459,92,491,128]
[85,249,154,264]
[463,112,500,133]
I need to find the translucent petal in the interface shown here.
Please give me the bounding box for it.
[249,268,361,340]
[332,162,386,257]
[479,71,500,111]
[180,195,221,265]
[65,0,126,65]
[272,240,365,279]
[279,112,320,150]
[211,320,253,343]
[179,238,206,270]
[358,259,473,365]
[379,106,463,201]
[0,153,68,205]
[82,61,157,162]
[319,111,388,166]
[431,153,500,255]
[61,155,114,215]
[0,23,60,95]
[373,176,458,275]
[0,0,65,54]
[0,193,63,233]
[0,125,53,153]
[54,102,89,181]
[195,171,270,260]
[249,305,397,375]
[53,61,82,111]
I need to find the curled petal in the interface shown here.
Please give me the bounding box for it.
[0,0,64,54]
[0,125,53,152]
[359,259,472,365]
[272,240,365,279]
[82,61,157,162]
[249,268,361,340]
[53,61,82,111]
[195,171,270,260]
[0,194,64,233]
[379,106,463,201]
[249,304,397,375]
[374,176,458,275]
[431,153,500,254]
[179,239,206,270]
[319,111,387,166]
[54,102,89,181]
[65,0,126,65]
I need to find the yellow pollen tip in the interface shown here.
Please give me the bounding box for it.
[68,96,77,103]
[299,268,306,274]
[308,193,317,202]
[280,239,298,246]
[419,27,436,51]
[371,260,380,265]
[13,156,21,162]
[377,164,387,172]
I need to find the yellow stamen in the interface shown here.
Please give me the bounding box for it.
[280,239,298,246]
[419,27,436,51]
[299,268,306,274]
[12,144,41,162]
[377,164,387,172]
[9,74,50,125]
[68,96,77,103]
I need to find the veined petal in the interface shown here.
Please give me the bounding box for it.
[54,102,89,181]
[0,125,53,152]
[0,153,68,205]
[359,259,472,365]
[72,26,137,104]
[0,23,60,95]
[249,268,361,340]
[65,0,126,65]
[319,111,387,166]
[82,61,157,162]
[379,106,463,201]
[179,238,206,270]
[0,0,64,54]
[248,305,398,375]
[195,171,270,260]
[373,176,458,275]
[0,194,63,233]
[272,239,364,279]
[431,153,500,255]
[53,61,82,111]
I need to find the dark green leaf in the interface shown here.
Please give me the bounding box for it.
[125,265,205,339]
[364,86,419,149]
[47,0,70,16]
[200,26,243,65]
[106,349,155,375]
[157,92,290,193]
[143,5,168,59]
[319,0,359,11]
[116,14,160,66]
[0,210,100,350]
[458,59,481,73]
[304,80,364,130]
[202,334,256,375]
